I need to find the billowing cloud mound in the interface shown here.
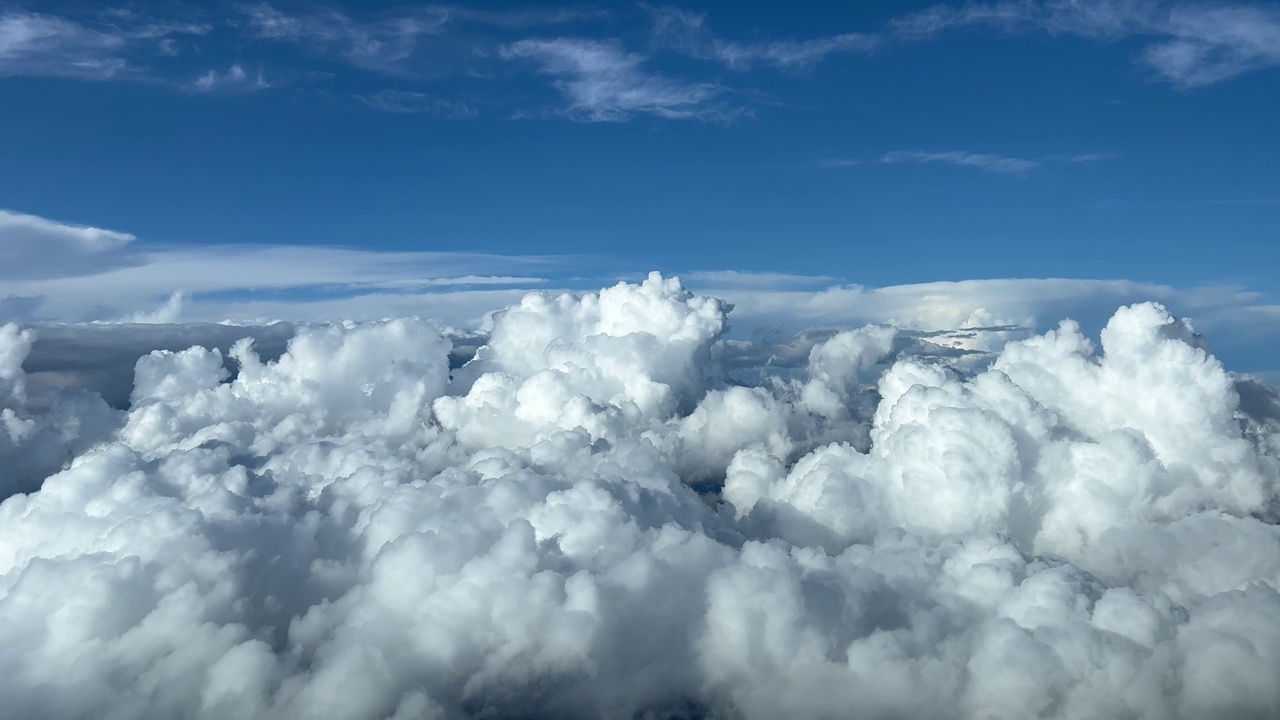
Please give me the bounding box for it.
[1,273,1279,720]
[0,323,119,498]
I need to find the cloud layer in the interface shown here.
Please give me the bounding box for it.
[4,210,1279,374]
[0,209,567,325]
[2,274,1279,719]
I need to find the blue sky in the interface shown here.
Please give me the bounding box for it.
[1,0,1279,368]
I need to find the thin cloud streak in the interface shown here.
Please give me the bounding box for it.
[881,150,1042,174]
[818,150,1112,174]
[355,89,476,117]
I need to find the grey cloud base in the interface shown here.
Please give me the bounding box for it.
[2,274,1279,719]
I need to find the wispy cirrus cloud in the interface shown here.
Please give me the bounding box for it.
[0,8,218,87]
[500,38,734,122]
[0,3,600,88]
[356,89,476,116]
[648,5,877,71]
[435,6,607,30]
[236,3,602,74]
[0,9,208,80]
[237,2,598,40]
[647,0,1278,86]
[3,1,1275,125]
[0,12,123,80]
[714,33,876,71]
[819,150,1112,174]
[891,0,1280,87]
[236,3,450,72]
[0,3,617,108]
[890,1,1146,39]
[881,150,1044,174]
[1147,4,1280,86]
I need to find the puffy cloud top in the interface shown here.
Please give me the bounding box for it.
[1,275,1279,719]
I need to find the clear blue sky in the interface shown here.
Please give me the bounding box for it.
[1,0,1278,361]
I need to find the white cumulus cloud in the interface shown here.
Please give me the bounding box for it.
[1,273,1279,719]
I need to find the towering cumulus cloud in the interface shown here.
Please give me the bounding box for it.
[1,273,1279,719]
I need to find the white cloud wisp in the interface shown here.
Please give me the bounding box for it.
[0,9,208,81]
[500,38,732,121]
